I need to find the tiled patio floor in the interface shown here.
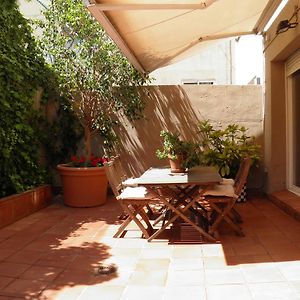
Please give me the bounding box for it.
[1,194,300,299]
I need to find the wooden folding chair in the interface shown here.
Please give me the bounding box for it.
[203,157,252,237]
[104,156,156,238]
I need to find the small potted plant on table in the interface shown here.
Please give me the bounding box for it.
[156,130,200,173]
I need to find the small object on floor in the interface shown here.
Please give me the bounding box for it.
[94,263,117,275]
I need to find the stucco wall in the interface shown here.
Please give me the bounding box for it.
[114,85,264,190]
[264,0,300,193]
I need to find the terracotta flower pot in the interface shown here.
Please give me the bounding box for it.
[57,164,108,207]
[168,154,187,173]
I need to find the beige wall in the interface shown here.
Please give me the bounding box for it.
[114,85,264,189]
[264,0,300,193]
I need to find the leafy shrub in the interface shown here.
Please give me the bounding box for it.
[198,120,261,178]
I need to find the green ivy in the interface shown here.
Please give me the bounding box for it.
[0,1,46,196]
[0,1,81,196]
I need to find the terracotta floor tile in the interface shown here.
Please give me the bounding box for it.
[232,243,268,256]
[263,242,300,256]
[206,284,252,300]
[128,270,167,286]
[202,244,225,257]
[110,247,142,258]
[115,238,147,249]
[205,268,245,285]
[0,262,30,278]
[248,282,300,300]
[78,285,125,300]
[203,256,230,269]
[166,270,204,286]
[22,240,57,252]
[164,286,206,300]
[171,245,203,259]
[121,285,165,300]
[105,257,138,271]
[0,229,18,240]
[140,247,172,259]
[53,268,111,286]
[0,196,299,299]
[290,280,300,295]
[67,254,108,271]
[20,265,63,282]
[2,279,48,298]
[98,269,132,286]
[135,258,170,271]
[225,254,274,265]
[0,276,14,289]
[169,258,203,271]
[241,264,285,283]
[0,238,33,251]
[271,253,300,262]
[5,249,42,264]
[78,242,112,257]
[277,263,300,281]
[39,285,86,300]
[0,296,23,300]
[0,250,17,262]
[34,253,76,268]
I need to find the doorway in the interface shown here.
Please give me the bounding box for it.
[287,51,300,195]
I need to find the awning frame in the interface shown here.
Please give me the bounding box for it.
[85,0,284,74]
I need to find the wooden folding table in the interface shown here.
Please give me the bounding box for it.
[135,166,222,242]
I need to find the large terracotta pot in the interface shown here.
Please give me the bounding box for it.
[57,164,108,207]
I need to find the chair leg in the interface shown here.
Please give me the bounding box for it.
[223,214,244,236]
[230,207,243,223]
[209,203,244,236]
[115,202,153,239]
[113,216,131,238]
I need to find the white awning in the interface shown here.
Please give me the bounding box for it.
[86,0,282,73]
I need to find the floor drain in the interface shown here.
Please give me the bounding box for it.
[95,263,117,275]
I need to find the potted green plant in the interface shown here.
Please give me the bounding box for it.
[38,0,149,207]
[198,120,261,178]
[156,130,200,173]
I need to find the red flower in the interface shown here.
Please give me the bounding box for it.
[71,155,78,162]
[69,154,109,168]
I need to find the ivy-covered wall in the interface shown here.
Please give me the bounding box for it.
[0,1,82,197]
[0,1,50,197]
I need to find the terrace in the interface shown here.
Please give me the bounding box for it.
[1,193,300,299]
[2,0,300,299]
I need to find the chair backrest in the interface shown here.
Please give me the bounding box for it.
[104,155,128,197]
[233,157,252,197]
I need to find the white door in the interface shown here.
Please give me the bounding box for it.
[286,50,300,195]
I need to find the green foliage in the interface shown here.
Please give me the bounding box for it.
[0,1,81,196]
[156,131,201,168]
[36,0,150,158]
[198,120,261,178]
[0,1,48,196]
[41,98,83,166]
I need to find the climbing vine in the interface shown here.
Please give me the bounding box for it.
[0,1,80,197]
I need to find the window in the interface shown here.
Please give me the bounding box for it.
[181,79,214,85]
